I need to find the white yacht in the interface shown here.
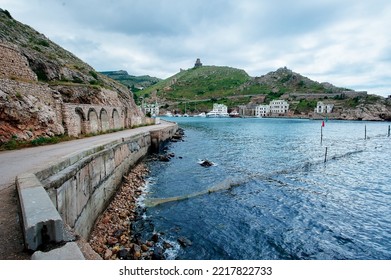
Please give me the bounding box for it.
[206,103,229,118]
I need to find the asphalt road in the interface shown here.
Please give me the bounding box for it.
[0,121,173,191]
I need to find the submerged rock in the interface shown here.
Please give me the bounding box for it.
[152,247,164,260]
[199,159,214,167]
[151,233,159,243]
[177,236,192,247]
[158,154,171,162]
[163,241,173,249]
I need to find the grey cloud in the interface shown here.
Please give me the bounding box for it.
[58,0,237,37]
[3,0,391,96]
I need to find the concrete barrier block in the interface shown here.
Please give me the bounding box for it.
[16,173,64,251]
[31,242,85,260]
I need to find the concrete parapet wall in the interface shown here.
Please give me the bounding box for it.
[43,132,151,239]
[150,123,178,152]
[16,173,64,251]
[16,122,178,258]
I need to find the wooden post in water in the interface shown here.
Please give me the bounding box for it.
[321,125,323,145]
[324,147,328,163]
[365,125,367,140]
[388,125,390,137]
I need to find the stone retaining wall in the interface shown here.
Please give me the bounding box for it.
[16,122,178,258]
[0,43,38,81]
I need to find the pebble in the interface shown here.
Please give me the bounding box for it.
[107,236,118,245]
[117,249,129,260]
[104,249,112,260]
[141,244,149,252]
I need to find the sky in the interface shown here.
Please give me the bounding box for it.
[1,0,391,96]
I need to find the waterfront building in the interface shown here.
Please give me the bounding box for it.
[238,105,257,117]
[141,101,159,117]
[270,100,289,115]
[315,101,334,114]
[255,104,270,117]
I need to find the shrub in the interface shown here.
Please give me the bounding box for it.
[1,140,18,150]
[89,70,99,80]
[3,10,13,19]
[37,39,50,47]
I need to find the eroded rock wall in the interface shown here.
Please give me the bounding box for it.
[0,41,144,143]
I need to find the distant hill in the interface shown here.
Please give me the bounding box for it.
[100,70,161,90]
[135,64,355,113]
[134,63,391,120]
[139,65,250,100]
[240,67,351,97]
[136,65,251,112]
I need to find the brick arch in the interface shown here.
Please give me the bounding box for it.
[88,108,99,134]
[123,107,129,128]
[112,108,121,129]
[100,108,110,132]
[74,107,86,135]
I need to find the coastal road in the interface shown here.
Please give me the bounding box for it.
[0,121,175,259]
[0,121,174,191]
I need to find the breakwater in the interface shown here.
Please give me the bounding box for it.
[16,121,178,259]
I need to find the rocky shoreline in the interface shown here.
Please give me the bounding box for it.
[88,163,167,260]
[88,128,186,260]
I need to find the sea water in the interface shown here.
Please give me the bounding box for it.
[139,117,391,260]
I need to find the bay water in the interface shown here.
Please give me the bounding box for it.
[138,117,391,260]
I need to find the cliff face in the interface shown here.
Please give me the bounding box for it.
[341,100,391,121]
[0,9,144,144]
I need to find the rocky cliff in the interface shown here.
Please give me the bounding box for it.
[339,97,391,121]
[0,9,144,144]
[248,67,351,94]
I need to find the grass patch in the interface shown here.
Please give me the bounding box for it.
[293,99,318,114]
[0,126,149,151]
[0,135,75,151]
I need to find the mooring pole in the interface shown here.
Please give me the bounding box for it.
[388,125,390,137]
[365,125,367,140]
[324,147,328,163]
[321,125,323,145]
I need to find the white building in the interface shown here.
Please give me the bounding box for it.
[270,100,289,115]
[315,101,334,114]
[141,102,159,117]
[255,104,270,117]
[206,103,229,117]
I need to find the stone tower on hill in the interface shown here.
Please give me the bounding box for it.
[194,58,202,68]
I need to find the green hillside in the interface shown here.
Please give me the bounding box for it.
[137,65,251,101]
[134,65,357,113]
[106,62,385,117]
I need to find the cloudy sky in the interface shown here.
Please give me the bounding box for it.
[2,0,391,96]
